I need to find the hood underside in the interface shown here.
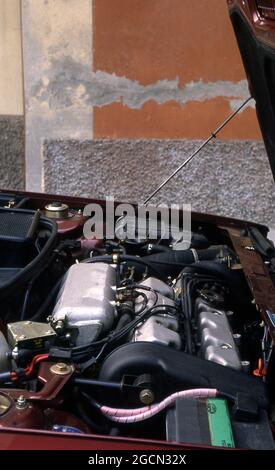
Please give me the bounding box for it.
[228,0,275,180]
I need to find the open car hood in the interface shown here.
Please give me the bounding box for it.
[228,0,275,179]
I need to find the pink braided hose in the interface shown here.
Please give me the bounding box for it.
[101,388,218,423]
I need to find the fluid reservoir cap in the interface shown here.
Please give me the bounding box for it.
[45,202,69,219]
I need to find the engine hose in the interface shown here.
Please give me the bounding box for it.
[248,226,275,258]
[21,255,62,321]
[30,275,64,321]
[142,245,230,276]
[74,390,109,434]
[14,197,30,209]
[83,248,228,279]
[115,312,133,332]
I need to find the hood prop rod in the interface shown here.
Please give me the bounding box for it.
[143,96,252,205]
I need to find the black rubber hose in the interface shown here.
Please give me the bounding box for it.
[73,378,122,391]
[115,312,133,331]
[14,197,30,209]
[143,244,170,255]
[144,245,228,265]
[180,275,193,354]
[21,254,61,320]
[144,250,195,265]
[74,391,109,434]
[197,245,231,260]
[30,275,64,321]
[142,246,227,276]
[248,226,275,258]
[191,232,209,249]
[83,248,227,279]
[20,281,33,321]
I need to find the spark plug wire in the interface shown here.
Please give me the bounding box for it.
[8,353,49,382]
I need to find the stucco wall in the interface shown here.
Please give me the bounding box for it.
[21,0,93,192]
[9,0,274,226]
[43,139,275,227]
[0,0,24,190]
[0,0,23,116]
[92,0,261,140]
[0,116,25,190]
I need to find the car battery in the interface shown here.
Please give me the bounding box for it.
[166,397,235,448]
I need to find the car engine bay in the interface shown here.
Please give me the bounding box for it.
[0,192,274,449]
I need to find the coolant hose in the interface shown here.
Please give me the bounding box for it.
[142,245,229,276]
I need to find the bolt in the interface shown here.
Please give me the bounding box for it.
[233,333,241,339]
[226,310,234,316]
[213,310,223,316]
[11,347,19,360]
[50,362,72,375]
[233,333,242,345]
[221,343,232,350]
[16,395,28,409]
[139,389,155,405]
[56,363,68,372]
[112,253,119,264]
[55,320,64,333]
